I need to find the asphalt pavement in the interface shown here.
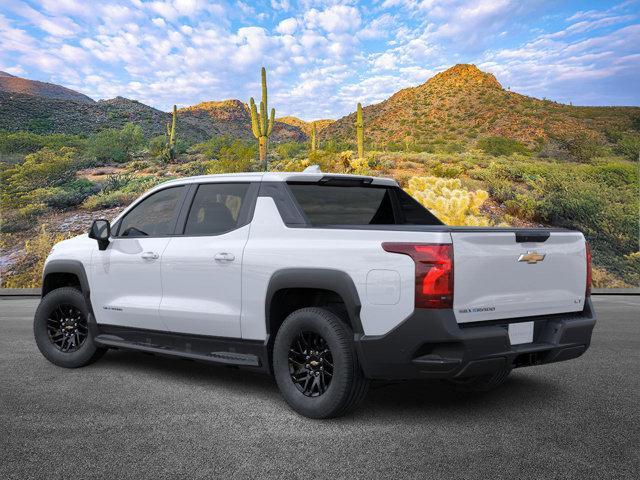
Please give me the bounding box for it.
[1,296,638,479]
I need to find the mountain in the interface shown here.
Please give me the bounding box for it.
[277,116,334,135]
[321,64,640,148]
[0,77,306,143]
[0,91,211,141]
[0,71,95,104]
[179,100,306,142]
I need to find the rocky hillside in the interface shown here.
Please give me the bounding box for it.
[0,71,94,104]
[179,100,306,142]
[0,74,306,143]
[0,91,209,142]
[321,64,640,148]
[277,116,334,135]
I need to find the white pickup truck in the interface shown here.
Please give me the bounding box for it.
[34,171,596,418]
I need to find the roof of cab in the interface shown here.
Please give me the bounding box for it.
[159,171,398,187]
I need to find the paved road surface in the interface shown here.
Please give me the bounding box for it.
[1,296,638,479]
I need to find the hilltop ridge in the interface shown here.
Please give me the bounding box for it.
[321,64,639,149]
[0,72,94,104]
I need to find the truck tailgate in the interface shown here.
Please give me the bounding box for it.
[451,231,587,323]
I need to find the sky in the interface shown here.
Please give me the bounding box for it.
[0,0,638,120]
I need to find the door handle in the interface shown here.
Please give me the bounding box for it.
[141,251,159,260]
[214,252,235,262]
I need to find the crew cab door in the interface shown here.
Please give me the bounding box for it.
[91,186,186,330]
[159,182,257,337]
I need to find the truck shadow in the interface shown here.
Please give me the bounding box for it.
[96,349,563,420]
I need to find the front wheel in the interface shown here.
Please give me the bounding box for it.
[34,287,106,368]
[272,307,369,419]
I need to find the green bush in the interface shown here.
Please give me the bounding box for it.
[0,147,80,209]
[432,163,464,178]
[477,136,529,156]
[504,194,539,221]
[0,131,87,154]
[192,136,257,163]
[82,191,137,210]
[50,178,100,208]
[615,133,640,160]
[275,141,306,160]
[148,135,167,157]
[556,132,603,162]
[88,123,144,163]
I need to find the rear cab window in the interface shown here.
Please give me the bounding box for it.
[287,179,442,226]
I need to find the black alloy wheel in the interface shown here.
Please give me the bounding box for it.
[46,304,88,352]
[288,331,334,397]
[34,287,106,368]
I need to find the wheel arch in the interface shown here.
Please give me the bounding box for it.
[42,260,93,314]
[265,268,363,338]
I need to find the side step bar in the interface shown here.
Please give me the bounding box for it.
[94,334,261,367]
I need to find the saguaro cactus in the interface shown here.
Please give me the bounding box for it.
[355,102,364,160]
[165,104,177,161]
[249,67,275,170]
[310,122,317,152]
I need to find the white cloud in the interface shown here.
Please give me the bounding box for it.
[1,65,26,76]
[372,52,397,70]
[305,5,361,33]
[276,17,298,35]
[152,17,167,28]
[358,13,396,39]
[271,0,291,11]
[8,2,80,37]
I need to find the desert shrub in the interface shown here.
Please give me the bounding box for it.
[29,178,99,209]
[174,161,206,176]
[88,123,144,163]
[275,142,306,160]
[1,226,72,288]
[405,176,490,226]
[82,191,137,210]
[555,132,603,162]
[204,156,253,174]
[192,136,257,163]
[504,194,539,221]
[615,133,640,160]
[0,131,87,154]
[269,158,311,172]
[148,135,167,157]
[432,163,464,178]
[478,136,529,156]
[349,158,372,176]
[0,202,48,232]
[27,117,54,134]
[82,174,165,210]
[0,147,80,210]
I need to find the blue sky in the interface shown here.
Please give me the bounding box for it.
[0,0,638,120]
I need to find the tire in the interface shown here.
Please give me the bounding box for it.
[447,367,512,392]
[34,287,106,368]
[273,307,369,419]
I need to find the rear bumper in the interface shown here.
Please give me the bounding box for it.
[355,298,596,380]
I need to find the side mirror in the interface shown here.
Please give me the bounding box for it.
[89,219,111,250]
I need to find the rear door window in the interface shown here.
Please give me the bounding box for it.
[184,183,250,235]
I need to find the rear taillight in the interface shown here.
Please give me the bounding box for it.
[585,240,592,297]
[382,243,453,309]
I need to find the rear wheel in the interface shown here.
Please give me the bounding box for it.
[34,287,106,368]
[447,367,512,392]
[273,307,369,419]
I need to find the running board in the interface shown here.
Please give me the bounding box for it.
[94,334,261,367]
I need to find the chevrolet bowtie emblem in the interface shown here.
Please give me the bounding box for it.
[518,251,546,264]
